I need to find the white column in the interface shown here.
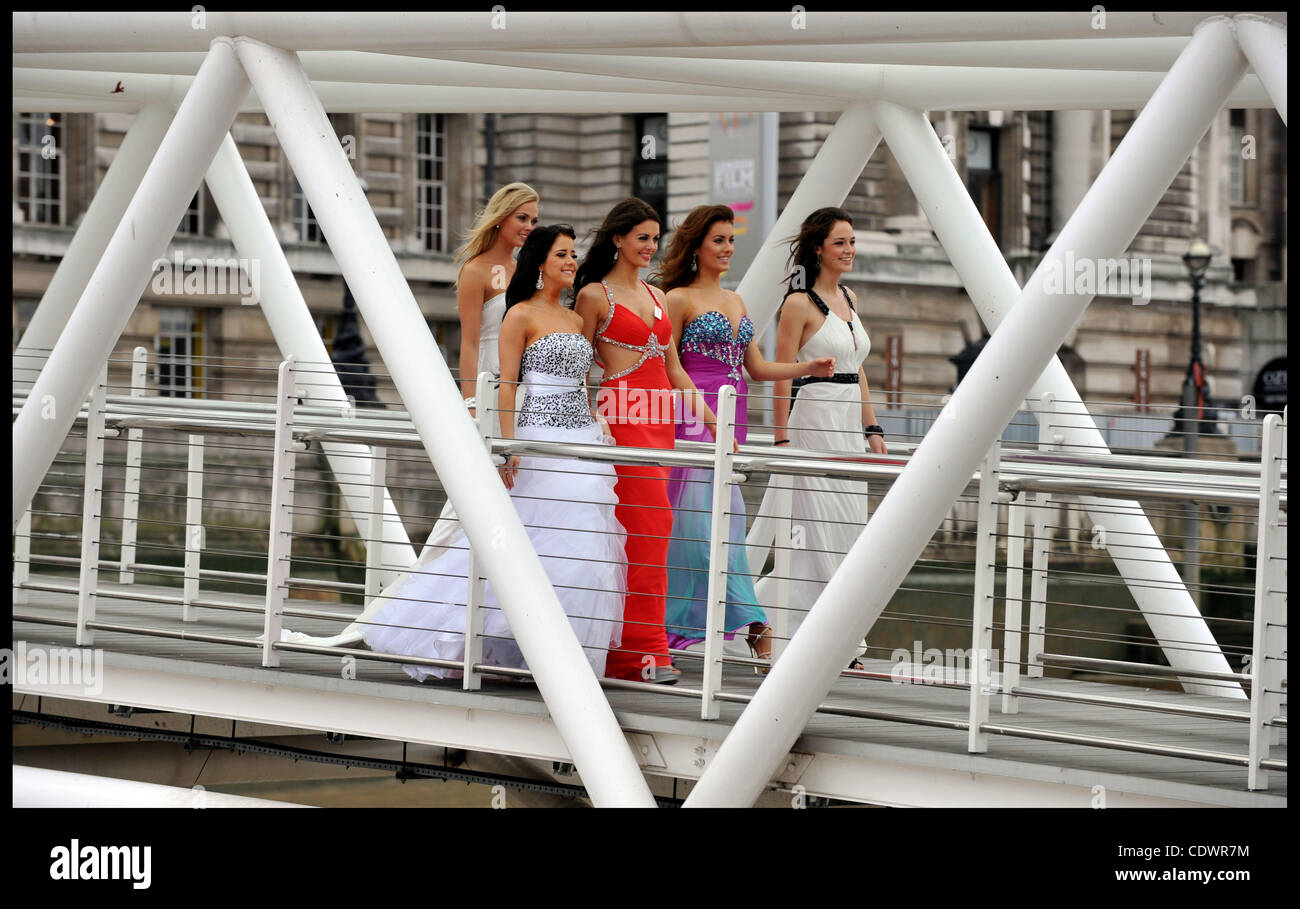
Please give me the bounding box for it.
[12,39,250,530]
[685,17,1250,807]
[13,104,175,393]
[1233,16,1287,126]
[735,102,882,336]
[871,98,1240,695]
[1050,110,1094,234]
[204,133,415,581]
[235,37,654,808]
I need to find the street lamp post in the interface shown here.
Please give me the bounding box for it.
[1179,238,1212,607]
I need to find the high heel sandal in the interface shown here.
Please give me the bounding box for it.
[746,624,773,676]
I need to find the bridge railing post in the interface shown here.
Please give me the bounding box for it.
[182,433,205,621]
[118,346,148,585]
[76,365,108,647]
[13,507,32,606]
[262,358,298,669]
[1001,486,1026,714]
[462,371,495,691]
[968,439,1000,752]
[365,444,388,602]
[700,385,737,720]
[1026,407,1057,678]
[1248,410,1287,790]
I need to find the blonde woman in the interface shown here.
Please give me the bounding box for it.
[419,183,539,560]
[269,185,538,649]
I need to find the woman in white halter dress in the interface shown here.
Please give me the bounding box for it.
[752,207,889,664]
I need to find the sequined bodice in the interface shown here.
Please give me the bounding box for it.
[593,280,672,382]
[518,332,595,430]
[680,310,753,382]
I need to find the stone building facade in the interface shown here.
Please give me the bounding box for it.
[13,104,1288,438]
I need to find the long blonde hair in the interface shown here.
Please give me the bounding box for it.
[453,182,540,285]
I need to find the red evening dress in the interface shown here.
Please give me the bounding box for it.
[593,280,677,680]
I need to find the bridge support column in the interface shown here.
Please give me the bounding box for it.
[1233,15,1287,126]
[734,102,881,335]
[685,17,1250,807]
[235,37,655,807]
[204,133,415,584]
[870,98,1240,697]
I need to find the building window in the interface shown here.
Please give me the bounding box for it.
[633,113,669,225]
[17,112,63,225]
[156,306,204,398]
[416,113,447,253]
[1228,109,1245,205]
[176,190,205,237]
[292,177,323,244]
[966,126,1001,246]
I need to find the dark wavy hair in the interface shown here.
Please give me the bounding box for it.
[651,204,735,293]
[504,223,577,312]
[784,206,853,296]
[572,197,661,299]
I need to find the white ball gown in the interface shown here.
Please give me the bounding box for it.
[285,331,627,681]
[362,331,627,680]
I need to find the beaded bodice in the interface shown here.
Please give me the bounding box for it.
[517,332,595,430]
[593,280,672,382]
[679,310,753,382]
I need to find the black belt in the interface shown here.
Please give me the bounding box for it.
[791,372,858,410]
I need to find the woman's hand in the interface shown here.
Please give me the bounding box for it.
[808,356,836,377]
[499,455,521,489]
[596,414,612,439]
[866,434,888,456]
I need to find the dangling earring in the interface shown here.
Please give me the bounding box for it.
[613,248,619,264]
[690,253,697,272]
[535,269,544,290]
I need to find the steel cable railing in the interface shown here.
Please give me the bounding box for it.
[11,350,1287,791]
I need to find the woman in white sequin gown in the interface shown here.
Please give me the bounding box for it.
[360,225,626,680]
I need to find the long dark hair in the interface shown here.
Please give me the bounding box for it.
[572,197,661,299]
[651,203,735,293]
[505,223,577,312]
[785,206,853,296]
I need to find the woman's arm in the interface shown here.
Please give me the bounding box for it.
[743,341,834,382]
[771,295,806,444]
[665,341,718,440]
[495,308,528,488]
[456,263,487,403]
[859,365,887,455]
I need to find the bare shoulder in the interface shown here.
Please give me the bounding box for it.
[663,286,693,313]
[501,301,532,335]
[842,284,860,306]
[575,282,609,313]
[779,291,812,320]
[726,289,749,313]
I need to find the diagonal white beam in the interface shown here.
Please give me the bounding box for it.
[685,16,1251,807]
[12,39,250,529]
[1233,15,1287,125]
[736,102,883,335]
[13,104,175,392]
[233,36,654,808]
[871,99,1239,697]
[203,133,415,583]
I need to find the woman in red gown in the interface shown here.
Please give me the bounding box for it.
[575,198,719,684]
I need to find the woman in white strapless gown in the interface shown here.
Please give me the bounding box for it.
[753,208,889,664]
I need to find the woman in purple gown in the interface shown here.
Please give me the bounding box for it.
[654,205,835,666]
